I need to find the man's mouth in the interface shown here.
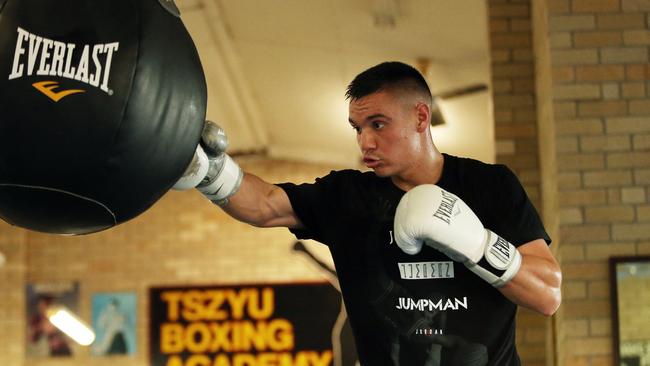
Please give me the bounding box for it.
[363,157,381,168]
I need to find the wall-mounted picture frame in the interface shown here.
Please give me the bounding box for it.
[610,256,650,366]
[91,292,137,356]
[25,281,79,358]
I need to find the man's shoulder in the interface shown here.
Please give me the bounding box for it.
[446,153,507,171]
[444,154,511,182]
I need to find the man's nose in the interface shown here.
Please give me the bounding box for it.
[358,129,376,151]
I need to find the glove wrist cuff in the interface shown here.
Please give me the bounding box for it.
[467,230,522,288]
[172,145,210,190]
[198,154,243,206]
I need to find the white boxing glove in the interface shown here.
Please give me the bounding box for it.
[394,184,522,288]
[173,144,210,190]
[173,121,243,206]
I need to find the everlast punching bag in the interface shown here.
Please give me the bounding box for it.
[0,0,207,234]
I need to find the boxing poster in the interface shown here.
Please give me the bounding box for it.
[91,292,137,356]
[149,283,344,366]
[25,281,79,358]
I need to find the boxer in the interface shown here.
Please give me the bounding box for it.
[175,62,561,366]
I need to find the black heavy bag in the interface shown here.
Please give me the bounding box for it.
[0,0,206,234]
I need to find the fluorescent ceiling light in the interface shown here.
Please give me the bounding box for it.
[46,305,96,346]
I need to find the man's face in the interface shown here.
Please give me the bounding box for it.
[348,90,422,177]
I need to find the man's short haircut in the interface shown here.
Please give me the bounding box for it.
[345,61,432,103]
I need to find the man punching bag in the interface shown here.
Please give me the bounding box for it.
[0,0,207,234]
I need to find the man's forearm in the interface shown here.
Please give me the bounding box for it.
[498,240,562,316]
[222,173,302,229]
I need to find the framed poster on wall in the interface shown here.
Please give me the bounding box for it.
[610,256,650,366]
[91,292,137,356]
[25,281,79,358]
[149,282,344,366]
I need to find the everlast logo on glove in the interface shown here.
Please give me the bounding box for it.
[486,235,514,270]
[432,190,458,225]
[8,27,119,101]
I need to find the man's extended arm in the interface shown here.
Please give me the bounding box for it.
[174,121,301,229]
[222,173,302,229]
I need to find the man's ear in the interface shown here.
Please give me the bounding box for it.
[415,102,431,132]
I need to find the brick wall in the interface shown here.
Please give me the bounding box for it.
[0,224,27,366]
[488,1,552,365]
[543,0,650,364]
[489,1,543,206]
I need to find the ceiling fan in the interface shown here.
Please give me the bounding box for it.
[415,59,489,126]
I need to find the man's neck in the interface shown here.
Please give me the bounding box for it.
[391,150,444,191]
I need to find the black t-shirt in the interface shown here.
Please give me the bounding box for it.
[278,154,551,366]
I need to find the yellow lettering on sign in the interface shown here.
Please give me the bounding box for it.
[247,288,274,320]
[161,323,184,353]
[310,351,333,366]
[165,355,183,366]
[232,353,256,366]
[165,351,333,366]
[213,354,231,366]
[163,288,275,322]
[205,290,228,320]
[185,322,212,353]
[211,322,233,352]
[161,291,183,321]
[160,320,294,354]
[226,290,248,320]
[266,319,294,351]
[182,290,205,321]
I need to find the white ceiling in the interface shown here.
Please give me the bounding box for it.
[176,0,495,166]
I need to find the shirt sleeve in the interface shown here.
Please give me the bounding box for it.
[493,166,552,247]
[276,171,347,245]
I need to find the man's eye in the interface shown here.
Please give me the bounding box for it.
[351,125,361,134]
[372,121,384,129]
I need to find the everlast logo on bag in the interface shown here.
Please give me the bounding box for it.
[432,190,458,225]
[8,27,119,100]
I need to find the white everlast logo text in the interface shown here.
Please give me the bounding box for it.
[8,27,119,94]
[432,190,458,225]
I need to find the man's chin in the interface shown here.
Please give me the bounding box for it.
[371,166,392,178]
